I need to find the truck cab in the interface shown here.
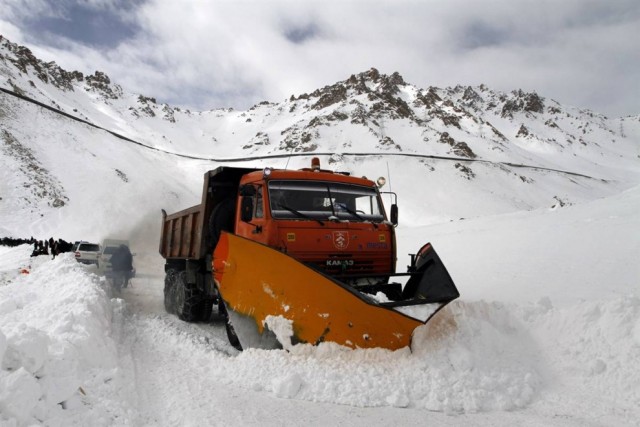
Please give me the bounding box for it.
[234,164,398,287]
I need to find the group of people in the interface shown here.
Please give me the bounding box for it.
[0,237,35,247]
[0,237,73,259]
[2,236,134,291]
[30,238,73,259]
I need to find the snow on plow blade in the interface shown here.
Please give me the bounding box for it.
[213,233,459,351]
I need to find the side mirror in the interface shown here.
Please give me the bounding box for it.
[241,196,254,222]
[390,204,398,226]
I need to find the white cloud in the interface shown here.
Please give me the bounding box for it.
[1,0,638,116]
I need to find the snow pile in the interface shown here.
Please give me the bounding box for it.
[0,248,120,426]
[524,296,640,414]
[0,249,545,420]
[221,297,639,420]
[227,301,543,413]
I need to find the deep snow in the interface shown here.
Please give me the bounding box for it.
[1,184,639,426]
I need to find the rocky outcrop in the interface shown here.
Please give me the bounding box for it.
[439,132,477,158]
[85,71,122,99]
[0,36,83,91]
[501,90,545,118]
[516,124,530,138]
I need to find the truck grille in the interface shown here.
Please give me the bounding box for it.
[293,252,391,277]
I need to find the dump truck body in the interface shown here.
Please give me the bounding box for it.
[159,167,258,260]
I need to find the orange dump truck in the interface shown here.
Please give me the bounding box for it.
[160,158,459,350]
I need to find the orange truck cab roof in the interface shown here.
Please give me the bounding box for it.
[239,167,377,187]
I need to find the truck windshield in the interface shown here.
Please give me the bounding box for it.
[268,180,385,222]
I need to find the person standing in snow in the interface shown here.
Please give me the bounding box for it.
[30,240,40,257]
[51,240,59,259]
[110,244,133,292]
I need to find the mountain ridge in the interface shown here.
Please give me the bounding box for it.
[0,35,638,240]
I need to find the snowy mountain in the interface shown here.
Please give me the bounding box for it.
[1,34,639,241]
[1,35,639,426]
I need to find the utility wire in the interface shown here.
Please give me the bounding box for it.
[0,87,603,181]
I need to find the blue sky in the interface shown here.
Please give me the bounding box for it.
[26,2,139,48]
[1,0,638,116]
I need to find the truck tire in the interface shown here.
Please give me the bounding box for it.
[164,269,178,314]
[174,271,202,322]
[208,198,235,250]
[199,298,214,322]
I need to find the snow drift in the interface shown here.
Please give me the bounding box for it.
[1,178,639,426]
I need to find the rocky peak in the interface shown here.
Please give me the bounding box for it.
[414,87,442,109]
[0,37,123,100]
[462,86,482,103]
[349,68,406,95]
[501,90,545,118]
[0,36,83,91]
[310,84,348,110]
[297,68,410,113]
[85,71,121,100]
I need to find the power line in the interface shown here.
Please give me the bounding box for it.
[0,87,603,181]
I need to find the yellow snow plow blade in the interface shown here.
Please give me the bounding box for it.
[213,232,457,350]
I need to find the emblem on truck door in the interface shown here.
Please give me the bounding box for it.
[332,231,349,250]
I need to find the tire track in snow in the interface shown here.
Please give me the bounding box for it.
[108,271,235,425]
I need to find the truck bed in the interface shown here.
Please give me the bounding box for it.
[159,166,258,261]
[160,204,203,259]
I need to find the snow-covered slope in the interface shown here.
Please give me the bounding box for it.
[1,35,639,426]
[1,35,639,241]
[1,183,638,425]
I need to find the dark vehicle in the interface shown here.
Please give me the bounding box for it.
[98,239,136,278]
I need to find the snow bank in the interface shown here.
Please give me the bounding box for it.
[0,247,119,426]
[221,295,639,419]
[1,237,639,424]
[223,301,543,413]
[523,296,640,415]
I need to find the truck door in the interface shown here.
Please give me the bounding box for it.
[236,184,268,245]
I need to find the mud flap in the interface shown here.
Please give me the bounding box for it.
[213,233,457,351]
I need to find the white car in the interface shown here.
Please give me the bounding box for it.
[98,239,135,278]
[73,241,101,265]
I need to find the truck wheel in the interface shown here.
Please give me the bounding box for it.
[164,269,177,314]
[174,271,202,322]
[199,298,214,322]
[218,300,242,350]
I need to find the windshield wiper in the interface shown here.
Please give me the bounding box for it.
[337,204,378,228]
[277,203,325,226]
